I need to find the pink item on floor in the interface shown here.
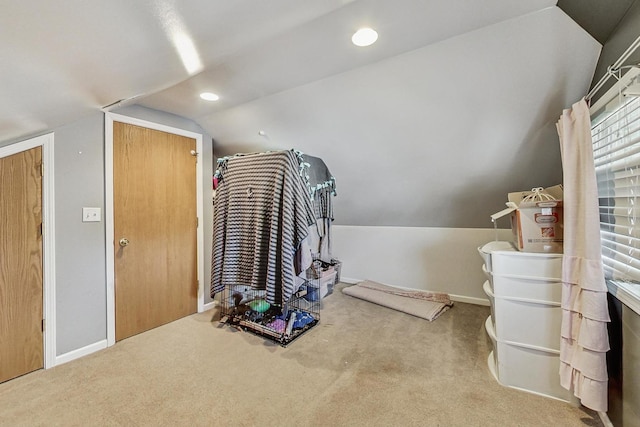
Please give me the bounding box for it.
[267,319,286,333]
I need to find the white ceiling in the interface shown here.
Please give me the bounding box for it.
[1,0,559,145]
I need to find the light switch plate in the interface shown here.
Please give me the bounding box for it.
[82,207,101,222]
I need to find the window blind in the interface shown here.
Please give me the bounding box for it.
[592,95,640,282]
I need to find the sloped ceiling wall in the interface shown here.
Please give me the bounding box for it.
[0,0,354,143]
[200,7,600,227]
[0,1,601,229]
[589,0,640,98]
[137,0,559,119]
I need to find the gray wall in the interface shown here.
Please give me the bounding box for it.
[54,112,107,354]
[208,7,600,228]
[590,0,640,97]
[52,105,213,356]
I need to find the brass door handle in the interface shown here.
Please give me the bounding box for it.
[119,238,130,247]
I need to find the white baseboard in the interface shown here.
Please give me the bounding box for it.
[339,276,361,284]
[598,411,613,427]
[55,339,108,366]
[201,301,216,312]
[450,294,490,306]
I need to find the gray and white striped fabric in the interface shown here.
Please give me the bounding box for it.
[211,150,316,305]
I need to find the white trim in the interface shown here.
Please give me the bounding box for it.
[450,294,490,306]
[202,301,216,312]
[42,135,56,369]
[105,117,115,346]
[339,276,361,284]
[0,133,56,369]
[598,411,614,427]
[104,113,205,347]
[55,340,107,366]
[607,281,640,317]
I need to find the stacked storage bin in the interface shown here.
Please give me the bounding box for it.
[478,241,576,403]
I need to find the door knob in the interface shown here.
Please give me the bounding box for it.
[119,238,130,247]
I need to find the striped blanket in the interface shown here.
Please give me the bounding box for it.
[211,150,316,305]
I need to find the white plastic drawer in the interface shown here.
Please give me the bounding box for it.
[482,264,492,287]
[485,316,498,372]
[484,317,573,403]
[492,275,562,304]
[491,251,562,280]
[483,281,496,332]
[478,241,516,272]
[493,297,562,351]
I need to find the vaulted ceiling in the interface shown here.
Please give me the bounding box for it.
[0,0,624,146]
[0,0,631,227]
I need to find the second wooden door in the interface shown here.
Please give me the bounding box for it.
[113,122,197,341]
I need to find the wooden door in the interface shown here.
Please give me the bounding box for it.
[113,122,197,341]
[0,147,43,383]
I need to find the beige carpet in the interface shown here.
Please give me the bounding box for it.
[0,283,602,426]
[342,280,453,321]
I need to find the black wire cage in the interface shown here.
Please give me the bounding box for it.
[218,259,339,346]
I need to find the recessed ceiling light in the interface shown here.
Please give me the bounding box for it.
[352,28,378,47]
[200,92,219,101]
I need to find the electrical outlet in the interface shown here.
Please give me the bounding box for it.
[82,207,101,222]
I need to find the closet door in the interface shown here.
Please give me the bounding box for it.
[0,147,43,383]
[113,122,197,341]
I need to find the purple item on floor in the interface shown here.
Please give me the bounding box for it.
[267,319,286,333]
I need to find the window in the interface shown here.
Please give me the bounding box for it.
[592,94,640,285]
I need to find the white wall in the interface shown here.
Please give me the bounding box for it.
[333,225,512,304]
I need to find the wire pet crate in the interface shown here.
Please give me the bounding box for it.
[219,277,321,346]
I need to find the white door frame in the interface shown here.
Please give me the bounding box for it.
[0,133,56,369]
[104,113,205,346]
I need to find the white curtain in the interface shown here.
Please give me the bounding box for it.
[556,98,610,412]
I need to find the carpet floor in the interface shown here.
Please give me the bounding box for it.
[0,283,603,426]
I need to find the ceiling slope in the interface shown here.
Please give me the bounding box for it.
[1,0,556,144]
[0,0,352,143]
[202,7,600,227]
[138,0,557,121]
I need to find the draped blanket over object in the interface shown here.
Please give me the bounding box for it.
[211,150,316,306]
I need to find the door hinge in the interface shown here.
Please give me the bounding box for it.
[196,217,199,227]
[42,319,45,332]
[40,162,44,176]
[39,223,43,236]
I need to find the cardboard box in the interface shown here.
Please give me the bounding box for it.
[491,185,563,254]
